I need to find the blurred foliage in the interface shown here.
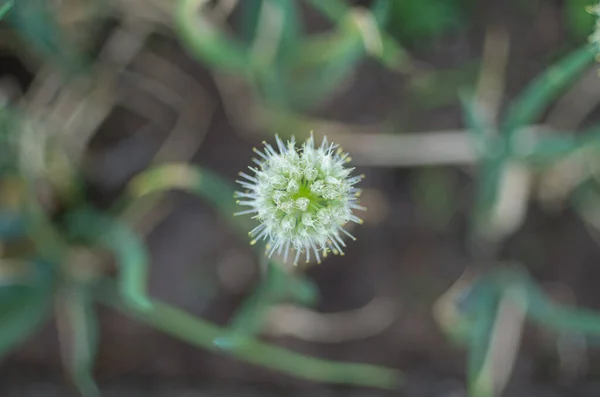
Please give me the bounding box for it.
[2,1,600,397]
[0,0,407,395]
[462,44,598,241]
[176,0,413,111]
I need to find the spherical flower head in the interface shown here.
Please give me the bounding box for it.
[235,134,365,265]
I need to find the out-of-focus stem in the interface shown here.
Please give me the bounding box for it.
[95,280,401,390]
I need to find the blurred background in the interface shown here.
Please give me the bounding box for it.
[3,0,600,396]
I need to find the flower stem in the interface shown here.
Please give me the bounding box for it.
[94,280,401,390]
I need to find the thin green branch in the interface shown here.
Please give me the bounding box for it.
[94,280,401,390]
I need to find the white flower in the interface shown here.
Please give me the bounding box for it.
[235,134,365,265]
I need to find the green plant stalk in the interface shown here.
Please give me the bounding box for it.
[458,268,600,337]
[56,285,100,397]
[271,0,399,108]
[66,207,152,311]
[217,258,319,348]
[243,0,302,65]
[94,280,401,389]
[459,93,506,245]
[518,274,600,336]
[124,164,319,341]
[466,294,499,397]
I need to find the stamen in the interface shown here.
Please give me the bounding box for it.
[283,240,291,262]
[234,209,258,216]
[338,227,356,241]
[239,172,257,182]
[253,147,269,160]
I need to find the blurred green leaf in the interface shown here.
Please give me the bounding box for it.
[56,286,100,397]
[218,258,319,347]
[466,293,498,397]
[175,0,252,75]
[0,0,13,20]
[279,0,398,108]
[519,135,582,164]
[459,91,488,140]
[501,45,596,140]
[517,123,600,165]
[96,279,400,389]
[239,0,302,64]
[66,207,151,311]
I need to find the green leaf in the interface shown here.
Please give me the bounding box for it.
[460,91,506,225]
[56,286,100,397]
[501,45,596,140]
[466,295,499,397]
[239,0,302,64]
[217,260,319,347]
[279,0,395,108]
[518,135,581,164]
[459,91,488,141]
[305,0,410,72]
[96,280,401,390]
[66,207,151,311]
[517,269,600,336]
[0,0,13,20]
[456,270,523,397]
